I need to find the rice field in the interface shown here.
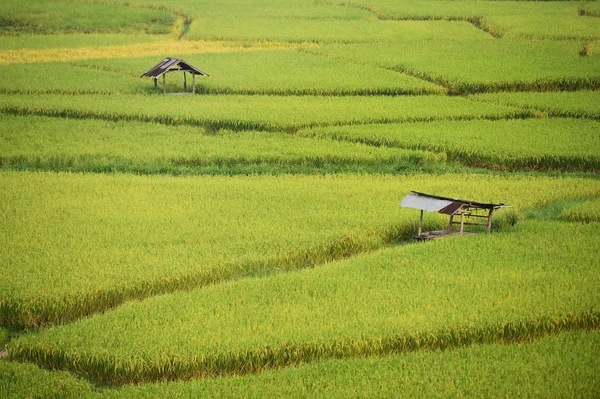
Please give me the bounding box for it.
[0,115,446,174]
[300,118,600,172]
[8,220,600,384]
[1,0,599,396]
[0,93,527,131]
[5,172,597,328]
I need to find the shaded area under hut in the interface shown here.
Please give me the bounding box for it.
[400,191,509,240]
[141,58,209,94]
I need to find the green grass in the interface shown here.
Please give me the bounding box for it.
[472,91,600,119]
[0,114,446,175]
[0,93,528,132]
[96,330,600,398]
[0,0,175,35]
[0,360,94,399]
[72,49,446,96]
[300,118,600,172]
[305,37,600,93]
[8,220,600,384]
[2,173,598,328]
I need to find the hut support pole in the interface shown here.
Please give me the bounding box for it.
[418,210,423,237]
[183,72,187,92]
[448,215,454,231]
[486,208,494,233]
[154,78,157,88]
[192,73,196,95]
[460,212,465,234]
[163,74,167,94]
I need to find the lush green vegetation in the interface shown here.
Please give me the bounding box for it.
[0,0,175,35]
[0,93,527,132]
[0,360,95,399]
[1,0,598,395]
[3,330,599,398]
[8,220,599,384]
[6,173,597,328]
[301,118,600,172]
[326,0,600,40]
[72,50,446,95]
[0,115,446,174]
[0,33,170,51]
[560,198,600,224]
[473,91,600,119]
[306,37,600,94]
[97,331,600,398]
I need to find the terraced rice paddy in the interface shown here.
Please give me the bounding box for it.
[1,0,598,397]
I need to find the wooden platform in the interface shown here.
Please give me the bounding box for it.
[414,229,478,241]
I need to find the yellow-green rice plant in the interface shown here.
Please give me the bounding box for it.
[472,91,600,120]
[0,93,531,133]
[299,118,600,172]
[560,198,600,223]
[7,221,600,384]
[2,173,599,328]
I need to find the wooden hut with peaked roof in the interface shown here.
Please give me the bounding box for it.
[400,191,509,240]
[141,58,209,94]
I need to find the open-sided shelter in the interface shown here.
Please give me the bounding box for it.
[141,58,209,94]
[400,191,509,239]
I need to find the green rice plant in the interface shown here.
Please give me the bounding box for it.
[8,220,600,384]
[0,33,170,51]
[0,0,175,35]
[560,198,600,223]
[2,173,598,328]
[0,93,529,133]
[72,49,446,96]
[323,0,600,40]
[3,331,599,398]
[89,331,600,398]
[305,37,600,94]
[184,16,492,43]
[0,361,94,399]
[299,118,600,172]
[0,115,446,175]
[472,91,600,120]
[0,62,147,95]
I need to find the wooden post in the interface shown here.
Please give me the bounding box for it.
[486,208,494,233]
[448,214,454,231]
[154,78,157,88]
[418,209,424,237]
[183,72,187,92]
[163,73,166,94]
[192,73,196,95]
[460,211,465,234]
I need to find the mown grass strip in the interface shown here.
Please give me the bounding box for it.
[8,221,600,384]
[2,173,598,328]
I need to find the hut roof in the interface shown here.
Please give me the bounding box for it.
[400,191,506,215]
[141,58,209,79]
